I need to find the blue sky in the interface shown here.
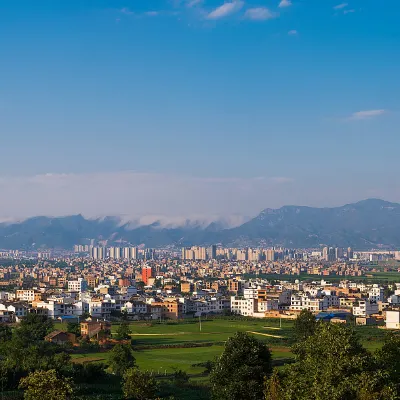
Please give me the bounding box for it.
[0,0,399,221]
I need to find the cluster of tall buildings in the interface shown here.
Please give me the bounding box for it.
[181,246,217,261]
[322,247,353,262]
[181,246,300,262]
[85,246,154,261]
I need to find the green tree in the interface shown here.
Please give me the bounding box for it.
[109,344,136,376]
[171,369,189,387]
[375,333,400,385]
[66,322,81,337]
[0,324,12,342]
[19,369,74,400]
[264,370,284,400]
[116,321,132,340]
[123,368,158,400]
[210,332,272,400]
[293,309,316,342]
[15,314,54,342]
[269,323,397,400]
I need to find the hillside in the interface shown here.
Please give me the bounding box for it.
[1,199,400,249]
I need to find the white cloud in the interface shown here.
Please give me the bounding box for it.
[278,0,292,8]
[245,8,278,21]
[207,1,244,19]
[288,29,298,35]
[144,11,159,16]
[334,3,348,9]
[349,109,386,120]
[343,9,355,14]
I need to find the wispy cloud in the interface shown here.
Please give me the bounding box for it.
[245,8,278,21]
[348,109,386,120]
[186,0,203,7]
[120,7,134,15]
[144,11,159,16]
[207,1,244,19]
[334,3,348,9]
[288,29,298,35]
[343,9,355,14]
[278,0,292,8]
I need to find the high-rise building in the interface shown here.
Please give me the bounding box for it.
[130,247,138,260]
[123,247,131,259]
[335,247,344,259]
[182,246,206,260]
[207,245,217,260]
[347,247,354,259]
[266,249,276,262]
[323,247,329,261]
[142,266,153,285]
[109,247,115,259]
[236,249,248,261]
[91,246,106,260]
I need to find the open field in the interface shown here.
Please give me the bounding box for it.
[64,318,392,377]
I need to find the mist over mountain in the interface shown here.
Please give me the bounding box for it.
[1,199,400,250]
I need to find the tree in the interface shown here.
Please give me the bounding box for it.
[19,369,74,400]
[210,332,272,400]
[264,370,283,400]
[66,322,81,337]
[293,309,316,342]
[109,344,136,376]
[123,368,158,400]
[374,333,400,385]
[116,321,132,340]
[268,323,397,400]
[171,369,189,387]
[0,324,12,342]
[15,314,54,342]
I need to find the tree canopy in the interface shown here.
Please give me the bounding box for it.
[109,344,136,376]
[210,332,272,400]
[123,368,158,400]
[19,369,74,400]
[265,323,398,400]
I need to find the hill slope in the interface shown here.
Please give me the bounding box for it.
[0,199,400,249]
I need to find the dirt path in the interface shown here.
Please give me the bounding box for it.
[262,326,282,330]
[247,331,284,339]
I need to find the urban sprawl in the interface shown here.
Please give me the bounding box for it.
[1,245,400,330]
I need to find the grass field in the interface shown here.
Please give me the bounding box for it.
[63,317,391,378]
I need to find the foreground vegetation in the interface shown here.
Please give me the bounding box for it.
[1,313,399,399]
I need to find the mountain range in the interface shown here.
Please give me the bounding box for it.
[1,199,400,250]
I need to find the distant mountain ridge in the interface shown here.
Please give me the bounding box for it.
[1,199,400,250]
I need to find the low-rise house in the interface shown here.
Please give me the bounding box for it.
[80,320,111,339]
[45,330,76,345]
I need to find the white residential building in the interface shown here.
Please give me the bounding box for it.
[231,296,257,317]
[353,300,379,317]
[368,285,384,303]
[386,311,400,329]
[68,278,88,293]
